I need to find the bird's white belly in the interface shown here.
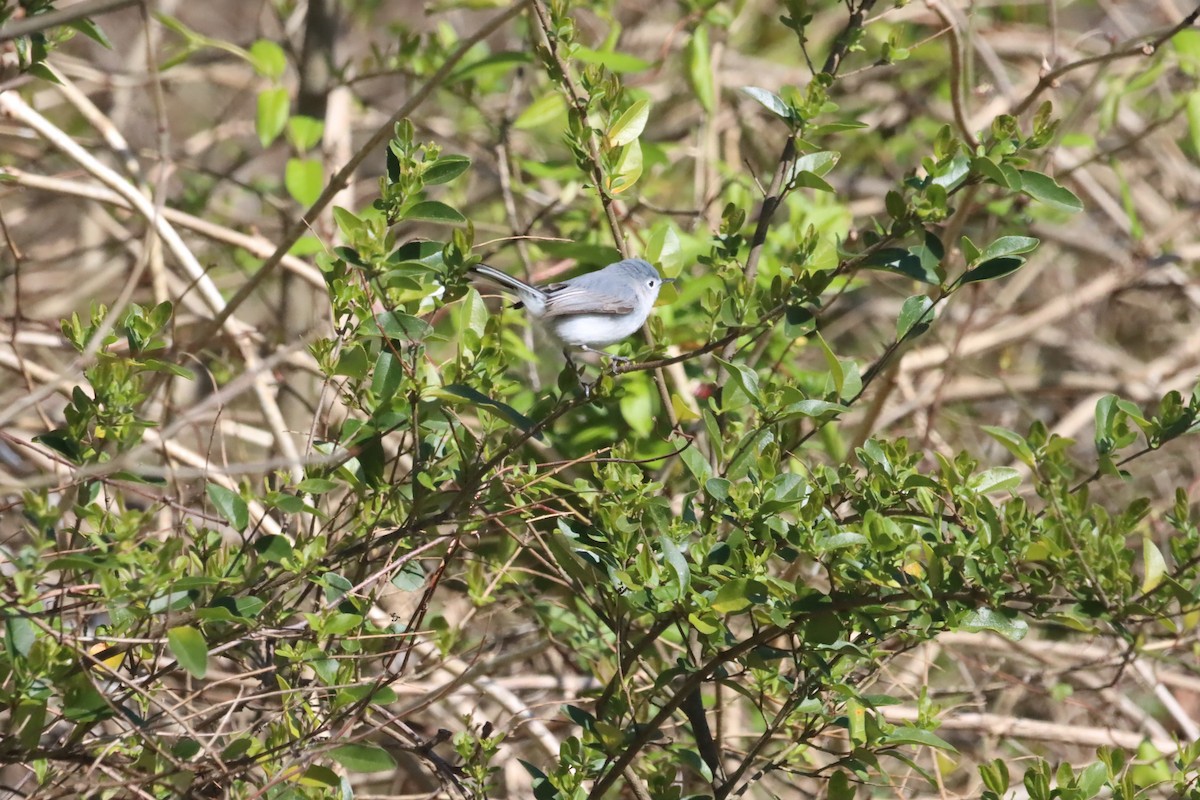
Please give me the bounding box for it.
[548,312,644,347]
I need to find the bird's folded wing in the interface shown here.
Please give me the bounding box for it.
[541,284,636,317]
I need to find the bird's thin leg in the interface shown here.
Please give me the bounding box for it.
[564,347,595,398]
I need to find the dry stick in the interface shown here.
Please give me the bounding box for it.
[1012,4,1200,117]
[1,169,325,288]
[527,0,679,427]
[924,0,979,149]
[1,90,307,486]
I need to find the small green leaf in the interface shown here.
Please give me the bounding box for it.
[285,158,323,206]
[644,224,682,273]
[607,99,650,148]
[439,384,542,439]
[424,155,472,185]
[814,332,844,397]
[329,743,397,772]
[1018,169,1084,212]
[982,425,1035,467]
[686,26,715,114]
[715,356,761,405]
[896,295,934,339]
[402,201,466,224]
[256,88,289,148]
[884,727,958,752]
[375,311,433,342]
[608,139,642,195]
[286,115,324,154]
[249,39,287,79]
[167,625,208,679]
[779,399,848,420]
[791,150,839,178]
[660,535,690,598]
[962,256,1025,284]
[619,378,654,436]
[968,467,1020,494]
[297,478,339,494]
[68,18,113,49]
[712,579,753,614]
[741,86,791,119]
[978,236,1039,263]
[1142,538,1167,594]
[1187,91,1200,158]
[371,352,402,400]
[573,46,651,73]
[513,93,567,130]
[206,483,248,532]
[958,608,1028,641]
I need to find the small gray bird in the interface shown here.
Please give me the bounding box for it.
[469,258,673,361]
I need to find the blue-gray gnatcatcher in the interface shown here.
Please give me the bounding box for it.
[469,258,673,361]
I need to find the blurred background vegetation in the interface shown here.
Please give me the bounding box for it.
[2,0,1200,798]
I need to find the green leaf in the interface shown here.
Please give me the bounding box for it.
[814,332,844,398]
[896,295,934,339]
[68,18,113,49]
[779,399,848,420]
[790,150,839,178]
[5,614,35,658]
[375,311,433,342]
[1076,761,1108,797]
[286,115,324,154]
[981,425,1035,467]
[884,727,958,752]
[573,46,651,73]
[424,154,472,185]
[206,483,248,532]
[1018,169,1084,212]
[249,39,287,79]
[439,384,542,439]
[371,352,402,400]
[607,99,650,148]
[448,50,533,83]
[167,625,208,679]
[686,25,715,114]
[285,158,323,206]
[1141,538,1167,594]
[619,378,654,437]
[513,93,567,130]
[968,467,1020,494]
[715,356,761,405]
[712,579,753,614]
[644,224,682,273]
[675,433,712,484]
[978,236,1039,263]
[297,478,339,494]
[741,86,790,119]
[1188,91,1200,158]
[958,608,1028,641]
[402,201,466,224]
[608,139,642,195]
[962,256,1026,284]
[863,248,940,284]
[256,88,289,148]
[660,535,690,598]
[329,743,397,772]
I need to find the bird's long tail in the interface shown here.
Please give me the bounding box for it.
[468,264,539,296]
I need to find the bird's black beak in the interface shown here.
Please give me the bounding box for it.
[663,277,677,285]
